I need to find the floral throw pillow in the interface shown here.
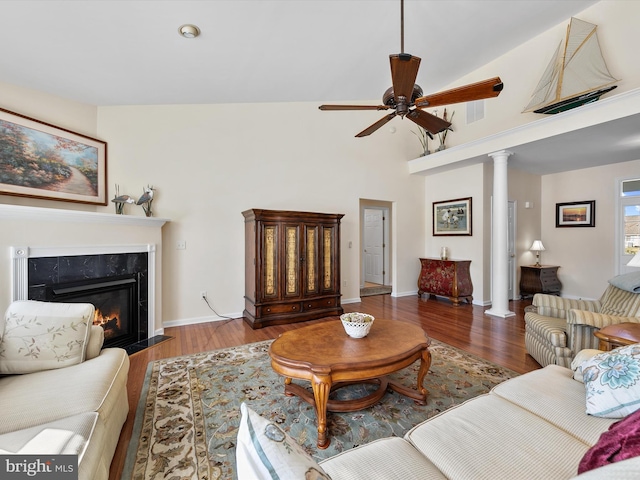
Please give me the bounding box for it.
[0,301,94,374]
[581,344,640,418]
[236,403,332,480]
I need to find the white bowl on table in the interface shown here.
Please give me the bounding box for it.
[340,312,375,338]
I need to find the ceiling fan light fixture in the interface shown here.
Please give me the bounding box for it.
[179,24,200,39]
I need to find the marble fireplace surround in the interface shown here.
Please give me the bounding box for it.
[12,243,157,343]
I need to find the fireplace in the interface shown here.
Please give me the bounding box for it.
[13,246,155,350]
[30,273,142,348]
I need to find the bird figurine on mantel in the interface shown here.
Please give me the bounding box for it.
[136,185,155,217]
[111,184,136,214]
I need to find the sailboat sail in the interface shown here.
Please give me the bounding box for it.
[524,17,618,114]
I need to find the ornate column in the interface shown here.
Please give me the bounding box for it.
[486,150,515,318]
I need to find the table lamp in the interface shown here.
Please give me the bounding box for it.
[530,240,545,267]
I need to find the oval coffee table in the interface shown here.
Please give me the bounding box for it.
[269,318,431,448]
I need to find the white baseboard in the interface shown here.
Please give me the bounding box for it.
[163,313,242,329]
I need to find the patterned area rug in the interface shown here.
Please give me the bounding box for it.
[122,339,517,480]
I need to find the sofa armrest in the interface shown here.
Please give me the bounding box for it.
[532,294,601,319]
[85,325,105,360]
[567,310,640,328]
[566,323,602,353]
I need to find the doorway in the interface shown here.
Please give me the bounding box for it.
[360,201,392,297]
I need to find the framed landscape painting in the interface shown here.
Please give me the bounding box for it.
[556,200,596,227]
[433,197,472,236]
[0,107,107,205]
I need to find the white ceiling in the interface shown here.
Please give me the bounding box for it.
[0,0,600,106]
[2,0,638,176]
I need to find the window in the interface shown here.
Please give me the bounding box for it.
[618,178,640,273]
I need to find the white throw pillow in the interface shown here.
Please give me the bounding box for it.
[236,403,332,480]
[581,344,640,418]
[0,301,94,374]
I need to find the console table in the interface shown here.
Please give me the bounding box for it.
[519,265,561,299]
[417,258,473,306]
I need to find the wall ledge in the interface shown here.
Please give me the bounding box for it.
[0,204,169,227]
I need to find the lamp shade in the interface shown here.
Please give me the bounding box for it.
[530,240,545,252]
[628,252,640,267]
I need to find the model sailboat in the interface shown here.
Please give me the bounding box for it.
[523,17,618,114]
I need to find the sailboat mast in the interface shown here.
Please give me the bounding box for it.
[554,20,572,104]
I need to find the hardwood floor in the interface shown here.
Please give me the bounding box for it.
[109,294,541,480]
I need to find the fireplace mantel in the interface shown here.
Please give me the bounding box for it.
[0,204,169,227]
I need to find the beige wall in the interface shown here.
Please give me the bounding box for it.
[95,103,427,325]
[542,160,640,300]
[424,163,487,303]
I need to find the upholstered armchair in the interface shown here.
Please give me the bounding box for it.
[524,274,640,368]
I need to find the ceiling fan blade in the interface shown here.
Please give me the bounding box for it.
[415,77,504,108]
[319,104,390,111]
[406,109,451,135]
[390,53,421,102]
[355,112,397,137]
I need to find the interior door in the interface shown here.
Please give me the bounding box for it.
[363,208,384,284]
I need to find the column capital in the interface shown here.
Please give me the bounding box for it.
[488,149,514,160]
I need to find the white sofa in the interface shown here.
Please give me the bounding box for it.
[0,301,130,480]
[237,349,640,479]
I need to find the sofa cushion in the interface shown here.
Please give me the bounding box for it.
[0,301,94,374]
[0,348,129,435]
[320,437,447,480]
[581,344,640,418]
[492,365,615,445]
[236,403,331,480]
[0,412,104,480]
[406,394,592,480]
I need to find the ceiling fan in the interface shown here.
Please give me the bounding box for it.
[319,0,504,138]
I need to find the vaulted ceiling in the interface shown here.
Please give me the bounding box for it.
[0,1,599,106]
[2,0,638,176]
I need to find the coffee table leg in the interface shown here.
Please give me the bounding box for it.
[416,348,432,402]
[311,374,331,449]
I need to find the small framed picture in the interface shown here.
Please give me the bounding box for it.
[0,107,107,205]
[556,200,596,227]
[433,197,472,236]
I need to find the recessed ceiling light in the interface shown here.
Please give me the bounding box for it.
[178,24,200,39]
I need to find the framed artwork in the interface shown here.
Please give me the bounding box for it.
[433,197,472,236]
[0,107,107,205]
[556,200,596,227]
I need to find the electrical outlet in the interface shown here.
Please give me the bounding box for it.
[200,290,207,299]
[343,280,347,287]
[176,240,187,250]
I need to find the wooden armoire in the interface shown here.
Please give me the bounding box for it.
[242,209,344,329]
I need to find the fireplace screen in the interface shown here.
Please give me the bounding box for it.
[32,274,141,348]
